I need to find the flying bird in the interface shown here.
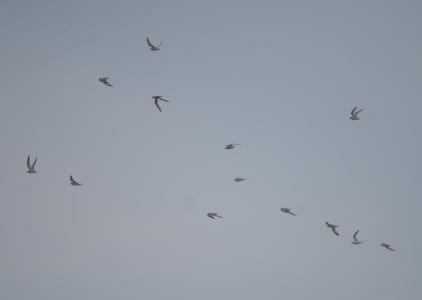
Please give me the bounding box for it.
[326,221,340,236]
[234,177,246,182]
[69,175,82,186]
[26,155,38,174]
[380,243,395,251]
[352,230,364,245]
[225,143,241,150]
[280,208,296,216]
[152,96,169,112]
[207,212,223,219]
[147,37,163,51]
[99,77,113,87]
[350,106,364,120]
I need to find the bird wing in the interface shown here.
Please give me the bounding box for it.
[154,99,162,112]
[146,37,155,48]
[31,158,37,169]
[351,106,358,116]
[70,175,77,184]
[159,98,169,102]
[353,230,359,241]
[356,108,364,115]
[27,156,31,169]
[157,41,163,47]
[332,227,340,236]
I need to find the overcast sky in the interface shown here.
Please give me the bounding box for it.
[1,0,421,299]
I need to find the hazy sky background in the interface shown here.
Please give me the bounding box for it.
[1,0,421,299]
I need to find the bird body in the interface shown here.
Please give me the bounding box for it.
[26,155,38,174]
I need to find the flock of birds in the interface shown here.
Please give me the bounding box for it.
[218,142,394,252]
[26,37,395,253]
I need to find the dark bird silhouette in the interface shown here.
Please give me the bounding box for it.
[352,230,364,245]
[380,243,395,251]
[69,175,82,186]
[99,77,113,87]
[280,208,296,216]
[26,155,38,174]
[234,177,246,182]
[326,221,340,236]
[147,37,163,51]
[225,143,241,150]
[152,96,169,112]
[207,212,223,219]
[350,106,364,120]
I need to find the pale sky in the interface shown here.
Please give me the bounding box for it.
[1,1,421,299]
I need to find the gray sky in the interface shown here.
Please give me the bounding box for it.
[1,0,421,299]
